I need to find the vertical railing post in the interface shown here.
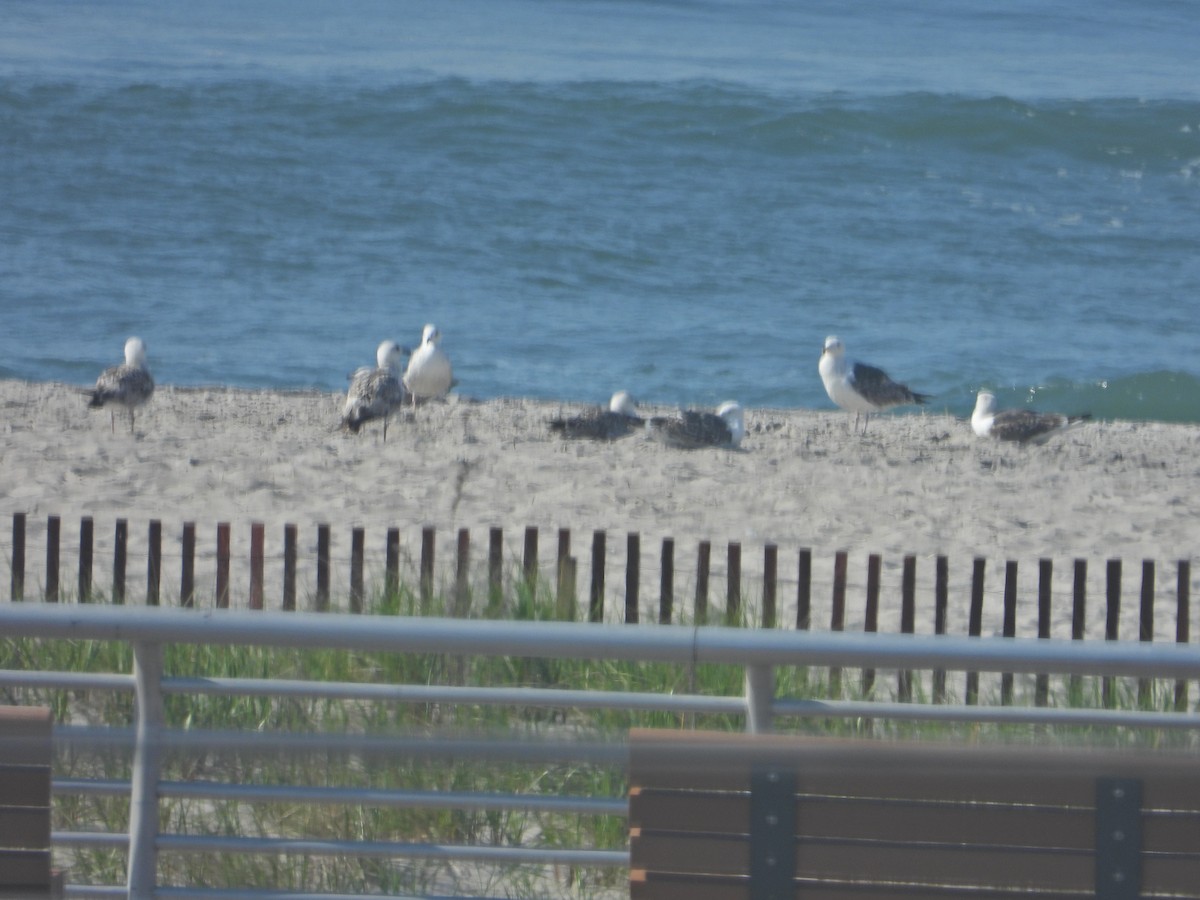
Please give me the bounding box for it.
[127,640,165,897]
[745,665,775,734]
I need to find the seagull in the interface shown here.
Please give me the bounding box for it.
[88,336,155,433]
[549,391,643,440]
[342,340,410,441]
[971,390,1091,444]
[402,324,454,405]
[646,401,745,450]
[818,335,929,432]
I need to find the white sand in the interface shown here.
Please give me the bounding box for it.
[1,379,1197,643]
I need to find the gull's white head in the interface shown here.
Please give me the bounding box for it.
[421,324,441,346]
[716,400,745,447]
[821,335,844,359]
[376,340,404,371]
[609,391,637,416]
[124,336,148,368]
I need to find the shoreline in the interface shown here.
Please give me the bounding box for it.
[2,379,1197,638]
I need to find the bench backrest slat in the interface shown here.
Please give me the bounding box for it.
[629,729,1200,900]
[0,706,55,896]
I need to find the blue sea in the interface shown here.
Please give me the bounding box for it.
[2,0,1198,421]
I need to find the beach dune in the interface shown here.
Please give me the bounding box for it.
[1,380,1196,646]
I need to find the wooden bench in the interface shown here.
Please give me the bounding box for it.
[629,728,1200,899]
[0,706,62,899]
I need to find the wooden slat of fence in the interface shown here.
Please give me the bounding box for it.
[830,550,846,697]
[216,523,231,609]
[898,554,915,702]
[147,520,161,606]
[420,526,435,605]
[796,547,811,631]
[556,528,571,616]
[694,540,709,624]
[1001,560,1017,705]
[659,538,674,625]
[78,515,93,602]
[283,524,297,612]
[350,527,364,614]
[522,525,538,591]
[590,529,605,623]
[45,515,59,603]
[249,522,264,611]
[862,554,880,696]
[11,512,25,601]
[180,522,195,608]
[933,554,948,703]
[966,556,985,705]
[762,543,776,629]
[113,518,127,605]
[726,542,740,626]
[626,532,640,624]
[1105,558,1121,707]
[1036,558,1052,707]
[488,526,503,609]
[1139,559,1155,706]
[1070,558,1087,701]
[1177,560,1191,711]
[455,528,470,617]
[385,527,400,601]
[316,524,330,612]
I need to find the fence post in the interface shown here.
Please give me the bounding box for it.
[385,527,400,601]
[1104,559,1121,708]
[180,522,196,608]
[78,516,93,602]
[625,533,639,624]
[966,557,985,705]
[898,555,916,702]
[589,530,606,623]
[1069,559,1087,701]
[420,526,436,608]
[726,542,741,626]
[523,526,538,593]
[249,523,264,611]
[127,640,164,897]
[283,524,297,612]
[113,519,127,605]
[556,528,571,617]
[455,528,470,617]
[45,514,60,603]
[1177,560,1191,712]
[316,524,330,612]
[863,554,881,697]
[659,538,674,624]
[216,523,231,609]
[745,665,774,734]
[694,540,710,624]
[350,527,365,614]
[933,555,948,703]
[1036,559,1053,707]
[147,520,161,606]
[488,527,503,612]
[1001,560,1018,705]
[796,548,811,631]
[11,512,25,601]
[830,550,847,697]
[1138,560,1155,707]
[762,543,777,629]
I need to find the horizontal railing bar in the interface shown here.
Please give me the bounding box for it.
[774,698,1200,729]
[53,725,627,764]
[51,777,627,816]
[0,671,134,690]
[164,675,747,714]
[156,834,630,867]
[155,890,486,900]
[6,604,1200,678]
[54,830,129,848]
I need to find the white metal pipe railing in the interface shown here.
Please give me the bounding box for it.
[6,602,1200,900]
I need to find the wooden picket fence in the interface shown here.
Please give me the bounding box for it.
[4,512,1195,709]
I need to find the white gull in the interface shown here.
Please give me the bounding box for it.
[818,335,929,432]
[88,336,155,433]
[402,324,454,405]
[971,390,1091,444]
[342,340,409,441]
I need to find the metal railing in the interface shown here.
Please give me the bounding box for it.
[3,603,1200,899]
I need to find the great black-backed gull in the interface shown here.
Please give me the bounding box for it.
[971,390,1091,444]
[646,401,745,450]
[402,324,454,404]
[342,340,409,441]
[818,335,929,432]
[88,336,155,433]
[549,391,643,440]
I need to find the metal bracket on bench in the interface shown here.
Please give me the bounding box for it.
[750,765,796,900]
[1095,777,1142,900]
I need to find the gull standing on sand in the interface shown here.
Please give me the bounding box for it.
[549,391,643,440]
[88,336,155,433]
[342,340,409,441]
[402,324,454,405]
[818,335,929,432]
[971,390,1091,444]
[646,401,745,450]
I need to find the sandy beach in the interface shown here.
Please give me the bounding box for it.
[1,379,1197,642]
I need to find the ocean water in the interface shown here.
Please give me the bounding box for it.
[1,0,1198,421]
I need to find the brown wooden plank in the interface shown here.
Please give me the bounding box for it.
[0,807,50,849]
[631,830,748,876]
[0,708,51,766]
[0,849,51,886]
[1144,811,1200,853]
[1145,853,1200,896]
[631,869,748,900]
[0,767,50,808]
